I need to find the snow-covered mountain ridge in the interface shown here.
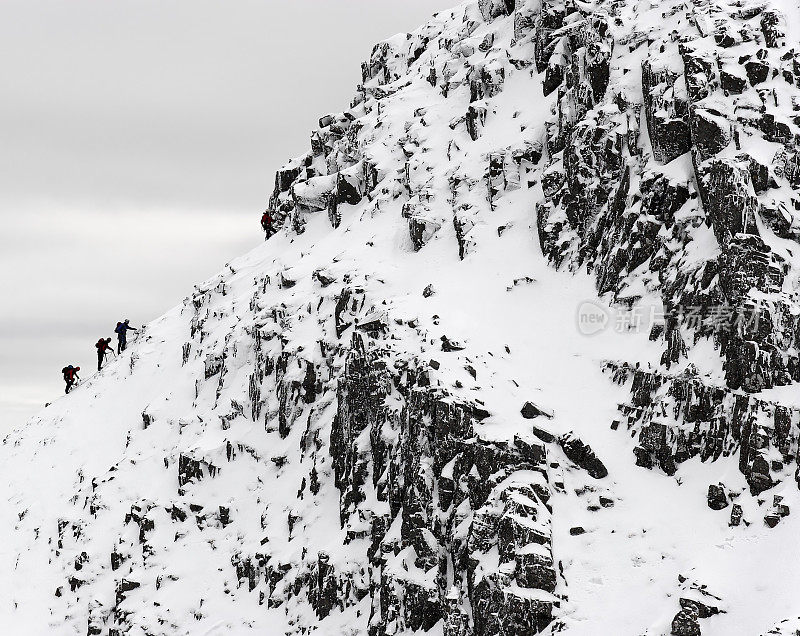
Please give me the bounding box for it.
[4,0,800,633]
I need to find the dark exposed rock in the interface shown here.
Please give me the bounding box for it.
[219,506,231,527]
[466,104,487,141]
[442,589,471,636]
[355,313,388,336]
[334,288,353,338]
[764,495,791,527]
[730,503,743,526]
[720,69,747,94]
[745,59,771,85]
[115,579,141,606]
[302,361,317,404]
[407,213,439,252]
[479,0,513,21]
[521,401,554,419]
[764,511,781,528]
[671,605,701,635]
[178,454,204,488]
[737,153,775,193]
[441,335,465,352]
[111,546,125,571]
[515,551,557,591]
[707,483,729,510]
[679,597,722,619]
[717,234,784,305]
[761,10,786,47]
[312,269,336,287]
[559,432,608,479]
[278,272,296,289]
[531,425,557,444]
[543,63,564,97]
[690,106,732,161]
[204,353,224,379]
[700,159,759,245]
[760,113,793,144]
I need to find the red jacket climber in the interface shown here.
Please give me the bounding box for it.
[96,337,113,371]
[62,365,80,393]
[261,211,276,239]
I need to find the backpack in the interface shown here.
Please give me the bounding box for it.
[115,323,124,334]
[62,366,69,375]
[96,338,105,349]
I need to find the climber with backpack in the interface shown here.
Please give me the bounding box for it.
[95,337,113,371]
[62,365,80,394]
[261,210,276,239]
[115,319,138,353]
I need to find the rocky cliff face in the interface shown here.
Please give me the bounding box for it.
[4,0,800,634]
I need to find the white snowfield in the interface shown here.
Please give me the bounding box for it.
[4,0,800,634]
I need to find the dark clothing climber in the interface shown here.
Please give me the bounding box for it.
[261,211,276,239]
[115,319,138,353]
[62,365,80,394]
[96,337,113,371]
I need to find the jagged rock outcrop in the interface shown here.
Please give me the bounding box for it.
[605,361,800,496]
[535,0,800,399]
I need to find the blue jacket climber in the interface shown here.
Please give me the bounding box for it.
[115,319,138,353]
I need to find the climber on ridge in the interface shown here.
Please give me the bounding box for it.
[62,365,80,394]
[115,319,138,353]
[95,337,113,371]
[261,210,276,239]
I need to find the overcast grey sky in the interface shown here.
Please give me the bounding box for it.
[0,0,454,431]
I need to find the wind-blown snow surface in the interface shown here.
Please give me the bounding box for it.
[4,0,800,634]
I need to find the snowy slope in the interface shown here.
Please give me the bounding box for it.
[4,0,800,634]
